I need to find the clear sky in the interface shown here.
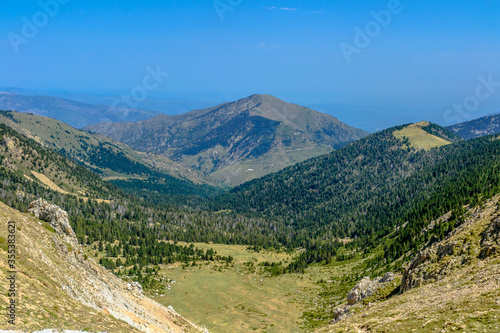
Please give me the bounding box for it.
[1,0,499,131]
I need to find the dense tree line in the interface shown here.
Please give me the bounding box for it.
[2,120,500,277]
[87,143,152,175]
[384,137,500,261]
[211,126,500,270]
[0,123,302,262]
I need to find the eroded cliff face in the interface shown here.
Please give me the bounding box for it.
[0,199,204,333]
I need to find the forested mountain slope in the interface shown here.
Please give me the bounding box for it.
[447,113,500,139]
[213,122,459,237]
[0,122,297,254]
[213,122,500,257]
[320,195,500,332]
[0,110,221,204]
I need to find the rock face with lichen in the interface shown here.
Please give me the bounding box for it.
[330,272,396,324]
[28,198,76,239]
[346,273,395,305]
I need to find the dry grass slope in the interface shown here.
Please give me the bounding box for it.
[0,111,216,186]
[393,121,451,150]
[319,196,500,333]
[0,201,202,332]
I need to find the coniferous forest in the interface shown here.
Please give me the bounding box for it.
[2,119,500,277]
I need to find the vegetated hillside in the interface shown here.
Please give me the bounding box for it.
[214,122,456,238]
[213,122,500,269]
[421,122,463,142]
[320,195,500,333]
[301,139,500,329]
[447,113,500,139]
[85,94,369,186]
[0,110,221,204]
[394,121,462,148]
[0,122,300,259]
[0,200,201,332]
[2,115,499,332]
[0,91,159,128]
[0,122,116,202]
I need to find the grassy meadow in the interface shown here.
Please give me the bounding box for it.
[153,243,366,332]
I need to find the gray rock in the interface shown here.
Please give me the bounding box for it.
[401,212,500,292]
[479,217,500,259]
[346,273,395,305]
[380,272,395,283]
[28,198,76,239]
[127,281,144,294]
[330,305,351,323]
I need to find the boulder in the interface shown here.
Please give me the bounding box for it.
[28,198,76,239]
[127,281,144,294]
[330,305,351,323]
[346,272,395,305]
[347,277,372,305]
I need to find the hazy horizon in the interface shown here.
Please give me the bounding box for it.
[2,0,500,131]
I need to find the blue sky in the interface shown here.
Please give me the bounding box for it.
[1,0,500,131]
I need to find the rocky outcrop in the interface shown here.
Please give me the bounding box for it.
[127,281,144,294]
[330,272,395,324]
[331,305,351,323]
[330,272,396,324]
[346,272,395,305]
[400,240,463,292]
[18,199,203,332]
[479,216,500,258]
[402,202,500,293]
[28,198,76,239]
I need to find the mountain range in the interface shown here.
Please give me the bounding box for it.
[85,94,369,185]
[4,89,500,188]
[0,91,159,128]
[1,95,500,331]
[446,113,500,139]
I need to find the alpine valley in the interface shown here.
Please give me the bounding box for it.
[0,94,500,333]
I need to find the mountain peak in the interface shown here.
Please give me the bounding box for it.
[246,94,281,102]
[86,95,369,186]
